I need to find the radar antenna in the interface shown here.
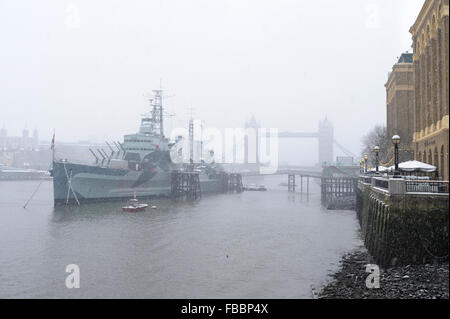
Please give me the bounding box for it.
[141,89,175,138]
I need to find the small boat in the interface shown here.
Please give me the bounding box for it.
[243,184,267,191]
[122,198,149,213]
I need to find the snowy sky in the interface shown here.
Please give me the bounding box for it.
[0,0,425,164]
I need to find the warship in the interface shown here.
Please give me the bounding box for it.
[51,89,225,205]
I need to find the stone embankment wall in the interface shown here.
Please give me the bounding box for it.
[356,183,449,267]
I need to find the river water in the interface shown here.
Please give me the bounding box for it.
[0,176,362,298]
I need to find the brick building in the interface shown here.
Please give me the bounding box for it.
[410,0,449,180]
[385,53,415,163]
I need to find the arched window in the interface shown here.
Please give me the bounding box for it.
[434,147,439,175]
[428,149,432,165]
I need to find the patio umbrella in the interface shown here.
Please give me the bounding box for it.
[368,166,390,173]
[388,160,437,173]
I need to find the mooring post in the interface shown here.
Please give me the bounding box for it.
[170,171,201,200]
[307,176,309,194]
[300,175,303,193]
[288,174,296,192]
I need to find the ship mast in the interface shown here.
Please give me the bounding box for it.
[187,107,195,165]
[189,117,194,164]
[151,89,164,138]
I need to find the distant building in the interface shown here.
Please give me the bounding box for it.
[318,117,334,166]
[0,128,44,168]
[385,52,415,163]
[336,156,354,165]
[0,127,7,140]
[410,0,449,180]
[0,128,39,151]
[244,115,260,166]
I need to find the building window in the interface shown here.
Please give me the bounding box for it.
[434,147,439,174]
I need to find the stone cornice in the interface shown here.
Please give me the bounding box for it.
[410,0,434,36]
[413,115,450,142]
[410,1,448,56]
[385,64,414,90]
[441,4,449,20]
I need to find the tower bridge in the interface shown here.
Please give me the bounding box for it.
[243,116,357,168]
[279,117,335,166]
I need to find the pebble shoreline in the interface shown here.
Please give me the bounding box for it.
[319,246,449,299]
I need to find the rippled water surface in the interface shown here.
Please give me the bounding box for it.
[0,176,362,298]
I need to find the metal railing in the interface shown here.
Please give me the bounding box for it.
[359,176,449,195]
[373,178,389,189]
[359,176,372,184]
[406,181,449,194]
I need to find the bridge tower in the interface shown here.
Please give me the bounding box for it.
[244,115,260,169]
[318,117,334,166]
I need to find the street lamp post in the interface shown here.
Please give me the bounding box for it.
[364,155,368,173]
[392,135,400,177]
[374,146,380,174]
[360,159,363,174]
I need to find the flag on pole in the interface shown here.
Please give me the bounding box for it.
[50,131,55,150]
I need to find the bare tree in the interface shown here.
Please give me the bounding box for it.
[361,125,389,167]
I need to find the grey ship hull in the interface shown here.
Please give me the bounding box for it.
[51,161,224,205]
